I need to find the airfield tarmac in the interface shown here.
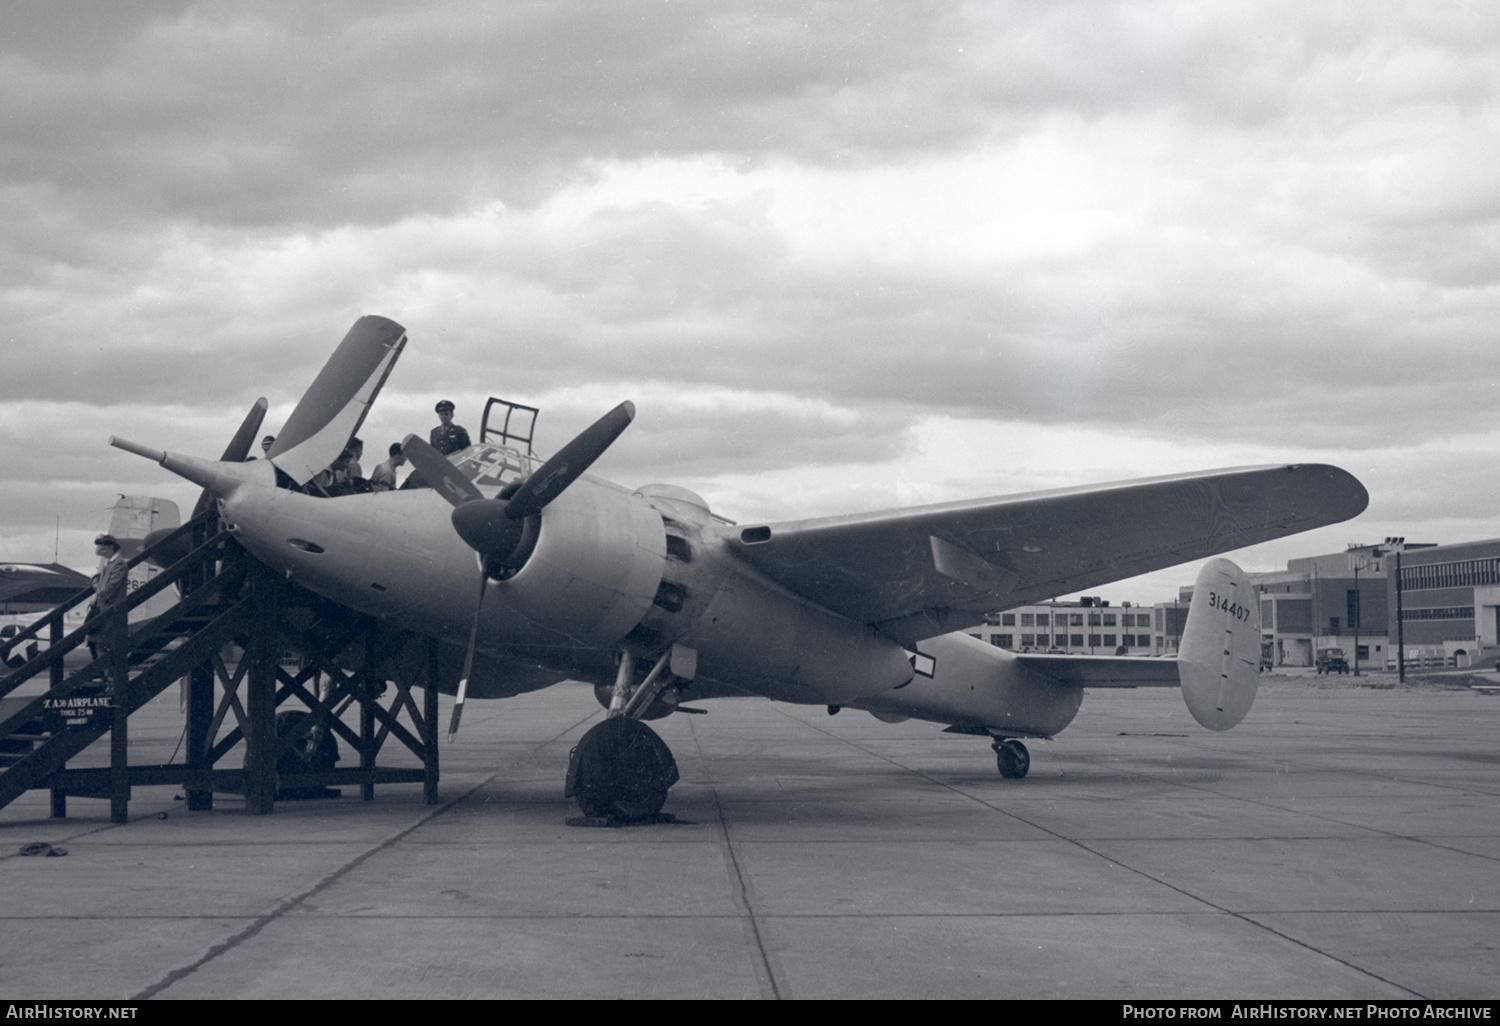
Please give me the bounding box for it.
[1,673,1497,1001]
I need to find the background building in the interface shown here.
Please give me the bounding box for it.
[1249,544,1396,670]
[974,597,1158,654]
[1384,536,1500,669]
[973,535,1500,673]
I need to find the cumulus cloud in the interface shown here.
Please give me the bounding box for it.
[3,1,1500,595]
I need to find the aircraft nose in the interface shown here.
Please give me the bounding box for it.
[110,437,273,499]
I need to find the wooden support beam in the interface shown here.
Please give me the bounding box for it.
[108,605,130,823]
[186,659,215,810]
[243,562,278,814]
[425,637,440,804]
[361,625,376,801]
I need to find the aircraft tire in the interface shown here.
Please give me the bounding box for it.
[275,710,340,798]
[996,739,1030,779]
[569,717,679,822]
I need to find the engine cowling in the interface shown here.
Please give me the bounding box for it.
[488,477,668,648]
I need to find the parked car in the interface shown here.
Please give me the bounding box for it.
[1316,647,1349,675]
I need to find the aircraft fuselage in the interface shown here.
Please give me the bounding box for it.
[220,466,915,705]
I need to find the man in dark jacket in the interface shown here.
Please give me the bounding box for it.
[86,534,130,679]
[430,400,471,456]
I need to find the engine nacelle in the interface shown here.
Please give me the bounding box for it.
[851,633,1084,738]
[489,477,668,648]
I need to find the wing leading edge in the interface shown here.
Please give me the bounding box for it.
[722,464,1366,646]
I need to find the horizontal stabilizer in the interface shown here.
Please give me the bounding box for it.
[1010,653,1181,687]
[1177,557,1261,730]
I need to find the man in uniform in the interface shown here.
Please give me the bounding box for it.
[430,400,471,456]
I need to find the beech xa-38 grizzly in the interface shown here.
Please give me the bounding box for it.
[109,315,1368,821]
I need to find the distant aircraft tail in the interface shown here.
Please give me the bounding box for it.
[105,496,182,622]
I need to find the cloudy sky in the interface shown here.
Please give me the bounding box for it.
[3,1,1498,604]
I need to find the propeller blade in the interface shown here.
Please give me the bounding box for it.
[401,434,483,507]
[449,575,488,738]
[504,401,634,520]
[451,499,526,559]
[269,316,407,485]
[221,398,270,462]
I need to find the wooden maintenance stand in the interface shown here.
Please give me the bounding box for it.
[0,511,441,821]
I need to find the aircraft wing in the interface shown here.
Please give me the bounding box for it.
[0,564,93,607]
[722,464,1366,646]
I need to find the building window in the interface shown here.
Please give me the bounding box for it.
[1087,614,1101,627]
[1088,634,1101,646]
[1103,634,1116,646]
[1103,614,1117,626]
[1400,607,1475,621]
[1020,613,1034,627]
[1401,557,1500,592]
[1070,634,1083,647]
[1001,613,1015,626]
[1021,634,1035,647]
[1070,614,1083,626]
[993,634,1013,648]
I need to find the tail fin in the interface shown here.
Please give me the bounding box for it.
[107,496,180,562]
[1178,557,1261,730]
[105,496,182,622]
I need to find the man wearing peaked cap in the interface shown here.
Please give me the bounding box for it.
[86,534,129,674]
[430,400,471,456]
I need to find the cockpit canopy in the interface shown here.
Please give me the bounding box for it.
[449,442,538,492]
[440,396,545,493]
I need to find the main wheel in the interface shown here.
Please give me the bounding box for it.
[567,717,680,821]
[995,739,1030,779]
[275,710,339,798]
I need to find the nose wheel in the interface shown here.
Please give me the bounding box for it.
[993,738,1030,779]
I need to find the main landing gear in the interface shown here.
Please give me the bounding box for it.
[993,738,1030,779]
[566,649,686,823]
[566,717,679,822]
